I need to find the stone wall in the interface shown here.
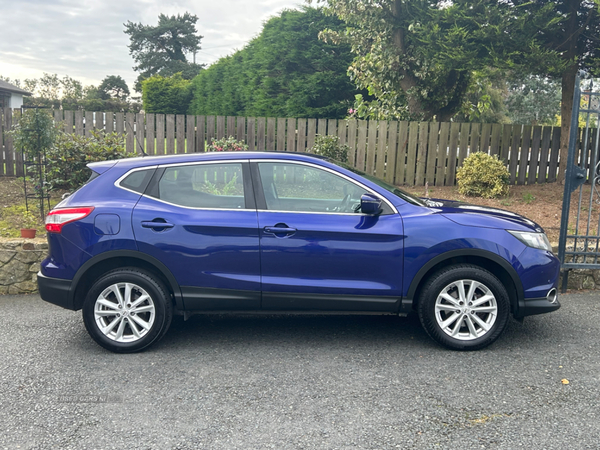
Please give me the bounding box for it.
[0,238,47,294]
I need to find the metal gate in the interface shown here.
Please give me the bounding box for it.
[558,73,600,291]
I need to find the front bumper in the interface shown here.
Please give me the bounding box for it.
[37,271,75,310]
[516,295,561,318]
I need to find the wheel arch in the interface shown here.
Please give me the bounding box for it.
[405,249,524,315]
[70,250,183,311]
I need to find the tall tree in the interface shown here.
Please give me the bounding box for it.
[124,12,204,91]
[188,7,362,118]
[98,75,130,100]
[317,0,541,121]
[510,0,600,182]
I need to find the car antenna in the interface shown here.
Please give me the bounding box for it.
[123,114,148,157]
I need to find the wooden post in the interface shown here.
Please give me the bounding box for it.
[257,117,266,151]
[196,116,205,152]
[286,118,296,152]
[426,122,439,186]
[296,118,306,153]
[135,113,145,156]
[356,120,368,172]
[538,126,552,183]
[365,121,378,175]
[146,114,155,155]
[346,119,357,166]
[125,112,135,153]
[176,114,185,154]
[267,118,276,150]
[415,121,431,186]
[383,121,397,184]
[446,122,460,186]
[187,115,196,153]
[276,118,286,151]
[166,114,175,154]
[375,120,388,179]
[156,114,165,155]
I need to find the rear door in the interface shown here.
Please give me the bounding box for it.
[252,160,405,312]
[131,160,261,310]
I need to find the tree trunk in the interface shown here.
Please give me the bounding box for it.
[557,0,581,184]
[558,64,578,184]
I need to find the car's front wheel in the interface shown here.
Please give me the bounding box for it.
[82,268,173,353]
[417,264,510,350]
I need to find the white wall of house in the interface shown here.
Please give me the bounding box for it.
[9,93,24,109]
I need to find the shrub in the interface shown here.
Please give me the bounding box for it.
[206,136,248,152]
[309,134,349,163]
[456,152,510,198]
[141,73,192,115]
[46,130,130,191]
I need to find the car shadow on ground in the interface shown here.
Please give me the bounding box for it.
[158,313,432,350]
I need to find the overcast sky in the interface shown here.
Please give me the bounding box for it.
[0,0,302,92]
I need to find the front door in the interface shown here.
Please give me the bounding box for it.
[132,161,261,310]
[252,160,404,312]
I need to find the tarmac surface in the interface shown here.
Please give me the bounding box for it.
[1,292,599,449]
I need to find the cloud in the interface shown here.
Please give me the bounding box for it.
[0,0,300,90]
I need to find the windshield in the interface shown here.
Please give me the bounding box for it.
[334,161,427,207]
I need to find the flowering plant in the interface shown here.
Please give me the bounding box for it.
[207,136,248,152]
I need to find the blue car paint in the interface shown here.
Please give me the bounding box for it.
[39,151,560,317]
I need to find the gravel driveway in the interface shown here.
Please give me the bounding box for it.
[1,292,599,449]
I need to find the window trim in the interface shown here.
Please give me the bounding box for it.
[250,159,397,215]
[116,160,254,212]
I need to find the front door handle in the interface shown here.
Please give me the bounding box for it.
[264,223,297,237]
[264,226,296,233]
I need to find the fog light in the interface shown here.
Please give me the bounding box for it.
[547,288,558,304]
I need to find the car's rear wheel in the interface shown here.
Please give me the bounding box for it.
[82,268,173,353]
[417,264,510,350]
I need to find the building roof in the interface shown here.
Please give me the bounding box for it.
[0,80,32,96]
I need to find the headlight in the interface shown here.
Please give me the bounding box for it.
[508,230,552,251]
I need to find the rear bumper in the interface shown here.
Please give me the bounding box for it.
[516,295,560,318]
[37,272,75,310]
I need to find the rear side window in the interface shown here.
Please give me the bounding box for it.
[152,163,246,209]
[120,169,155,194]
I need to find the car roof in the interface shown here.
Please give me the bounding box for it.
[88,151,328,172]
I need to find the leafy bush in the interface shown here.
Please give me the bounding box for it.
[141,73,192,115]
[456,152,510,198]
[46,130,130,190]
[309,134,349,163]
[206,136,248,152]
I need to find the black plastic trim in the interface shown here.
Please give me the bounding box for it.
[37,272,74,310]
[515,296,561,318]
[262,291,399,312]
[181,286,261,310]
[70,250,183,310]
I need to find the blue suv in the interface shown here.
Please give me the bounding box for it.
[38,152,560,352]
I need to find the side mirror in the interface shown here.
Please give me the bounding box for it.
[360,193,382,215]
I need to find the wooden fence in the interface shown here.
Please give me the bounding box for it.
[2,108,593,186]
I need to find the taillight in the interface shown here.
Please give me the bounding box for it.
[45,207,95,233]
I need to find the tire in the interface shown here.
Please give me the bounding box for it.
[417,264,510,351]
[82,268,173,353]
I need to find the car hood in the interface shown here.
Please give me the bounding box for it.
[423,198,543,233]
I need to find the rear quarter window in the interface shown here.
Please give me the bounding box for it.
[119,169,155,194]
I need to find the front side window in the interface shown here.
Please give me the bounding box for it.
[258,162,368,213]
[154,163,245,209]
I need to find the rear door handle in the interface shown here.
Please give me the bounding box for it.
[141,220,174,229]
